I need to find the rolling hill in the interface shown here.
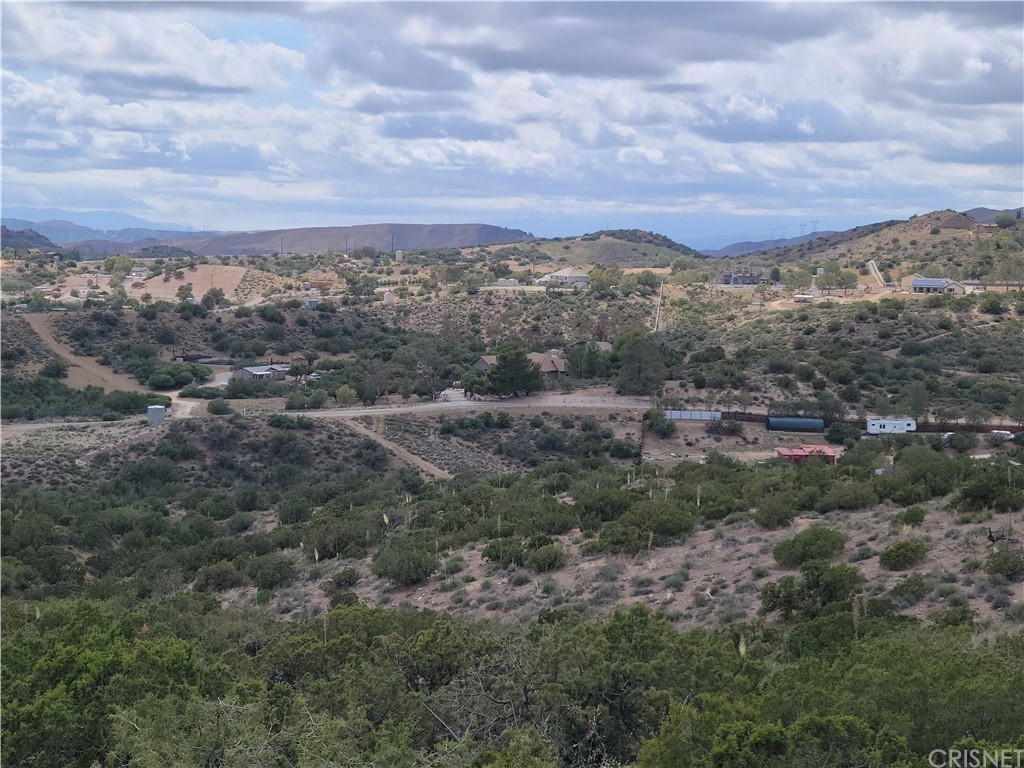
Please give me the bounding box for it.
[54,222,535,256]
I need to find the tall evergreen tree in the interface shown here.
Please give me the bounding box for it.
[488,346,543,395]
[615,333,666,395]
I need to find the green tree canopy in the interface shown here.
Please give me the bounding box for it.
[615,333,666,395]
[488,346,543,396]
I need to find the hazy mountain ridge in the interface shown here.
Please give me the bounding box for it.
[701,231,838,258]
[1,207,195,232]
[1,219,210,245]
[0,225,58,251]
[143,223,535,256]
[5,205,1020,259]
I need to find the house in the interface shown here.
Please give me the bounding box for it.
[290,355,310,367]
[534,267,590,289]
[714,268,769,286]
[866,418,917,435]
[775,445,837,465]
[528,351,567,379]
[232,364,290,381]
[901,274,967,295]
[472,351,567,380]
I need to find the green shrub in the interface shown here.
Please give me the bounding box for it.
[646,409,676,438]
[525,544,567,573]
[40,358,69,378]
[482,537,525,568]
[984,549,1024,582]
[193,561,245,592]
[773,526,847,568]
[892,505,926,527]
[825,422,861,444]
[372,539,438,586]
[754,494,796,530]
[879,540,928,571]
[207,398,232,415]
[1006,603,1024,623]
[608,439,641,459]
[334,567,360,588]
[888,574,929,607]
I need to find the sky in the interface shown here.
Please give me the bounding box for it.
[2,1,1022,248]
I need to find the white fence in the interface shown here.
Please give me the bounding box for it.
[663,410,722,421]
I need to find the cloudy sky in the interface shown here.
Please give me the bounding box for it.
[2,1,1022,246]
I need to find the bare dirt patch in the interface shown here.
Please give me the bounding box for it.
[130,265,249,302]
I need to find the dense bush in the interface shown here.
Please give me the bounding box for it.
[773,526,847,568]
[1,376,171,420]
[879,541,928,571]
[207,398,232,415]
[891,505,926,527]
[372,538,438,586]
[985,549,1024,582]
[646,408,676,438]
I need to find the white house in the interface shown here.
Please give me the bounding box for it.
[534,267,590,289]
[866,417,917,435]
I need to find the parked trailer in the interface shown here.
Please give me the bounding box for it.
[866,418,916,435]
[765,416,825,433]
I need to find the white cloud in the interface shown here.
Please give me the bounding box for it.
[1,2,1020,240]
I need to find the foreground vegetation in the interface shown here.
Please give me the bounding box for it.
[3,409,1023,766]
[3,213,1023,767]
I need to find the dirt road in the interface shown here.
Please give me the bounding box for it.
[339,417,452,480]
[23,313,148,392]
[305,390,652,421]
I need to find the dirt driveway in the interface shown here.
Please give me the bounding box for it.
[23,313,148,392]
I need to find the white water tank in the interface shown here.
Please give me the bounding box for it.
[147,405,166,425]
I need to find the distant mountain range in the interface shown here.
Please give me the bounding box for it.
[700,231,838,258]
[165,223,534,256]
[2,205,1019,258]
[1,207,195,232]
[1,218,210,246]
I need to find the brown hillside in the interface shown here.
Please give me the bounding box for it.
[161,223,533,257]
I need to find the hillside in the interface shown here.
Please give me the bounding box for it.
[146,222,534,256]
[708,210,1024,286]
[0,225,58,251]
[3,257,1023,768]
